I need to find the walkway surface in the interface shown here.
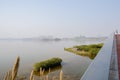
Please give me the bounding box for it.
[116,34,120,79]
[109,34,118,80]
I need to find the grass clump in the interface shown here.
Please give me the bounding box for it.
[34,58,62,72]
[65,43,103,59]
[74,43,103,52]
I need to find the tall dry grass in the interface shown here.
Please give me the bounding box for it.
[29,69,63,80]
[4,56,63,80]
[60,70,63,80]
[4,56,20,80]
[30,70,34,80]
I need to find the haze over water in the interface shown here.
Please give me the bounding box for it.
[0,39,104,80]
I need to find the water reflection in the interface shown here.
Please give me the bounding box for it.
[34,65,62,76]
[77,53,96,59]
[65,51,96,59]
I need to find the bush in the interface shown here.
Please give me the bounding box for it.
[34,58,62,72]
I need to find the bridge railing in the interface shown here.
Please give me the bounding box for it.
[80,34,119,80]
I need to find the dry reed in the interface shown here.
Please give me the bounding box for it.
[12,56,20,80]
[60,70,63,80]
[3,56,20,80]
[30,70,34,80]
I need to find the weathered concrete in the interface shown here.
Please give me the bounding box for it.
[109,35,119,80]
[81,34,119,80]
[116,34,120,79]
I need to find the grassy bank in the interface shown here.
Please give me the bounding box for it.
[64,43,103,59]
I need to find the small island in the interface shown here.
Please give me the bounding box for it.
[34,58,62,72]
[64,43,103,59]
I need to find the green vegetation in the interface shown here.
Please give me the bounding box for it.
[64,43,103,59]
[34,58,62,72]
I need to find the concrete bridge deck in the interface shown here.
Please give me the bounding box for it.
[81,34,120,80]
[116,34,120,80]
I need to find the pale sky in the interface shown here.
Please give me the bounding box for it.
[0,0,120,38]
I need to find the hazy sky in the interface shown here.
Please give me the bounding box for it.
[0,0,120,38]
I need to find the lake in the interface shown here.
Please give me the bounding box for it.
[0,40,104,80]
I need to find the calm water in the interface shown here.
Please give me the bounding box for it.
[0,40,103,80]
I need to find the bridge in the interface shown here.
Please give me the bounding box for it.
[81,33,120,80]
